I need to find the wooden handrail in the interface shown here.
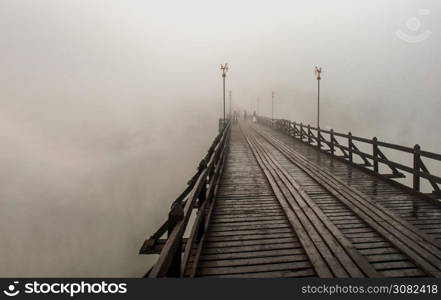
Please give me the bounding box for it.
[140,120,231,277]
[257,116,441,200]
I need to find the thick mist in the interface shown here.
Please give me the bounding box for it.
[0,0,440,276]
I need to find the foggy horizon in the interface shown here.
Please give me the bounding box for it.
[1,0,440,277]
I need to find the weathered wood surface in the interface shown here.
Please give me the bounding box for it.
[248,123,441,277]
[255,122,441,240]
[196,124,315,277]
[194,121,441,278]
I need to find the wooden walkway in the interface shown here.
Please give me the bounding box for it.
[194,121,441,278]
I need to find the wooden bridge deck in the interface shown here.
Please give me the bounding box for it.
[195,121,441,278]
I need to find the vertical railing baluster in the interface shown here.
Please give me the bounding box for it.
[167,201,184,277]
[196,176,207,243]
[413,144,421,192]
[300,123,304,140]
[330,129,335,156]
[348,132,353,163]
[317,127,322,148]
[308,125,312,144]
[373,137,379,173]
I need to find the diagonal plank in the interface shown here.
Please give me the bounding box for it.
[252,123,441,277]
[241,123,379,277]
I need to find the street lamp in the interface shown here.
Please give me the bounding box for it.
[220,63,229,128]
[314,66,322,128]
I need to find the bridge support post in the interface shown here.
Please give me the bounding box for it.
[308,125,312,144]
[330,129,335,156]
[196,178,207,242]
[218,119,225,133]
[317,127,322,148]
[167,202,184,277]
[373,137,379,173]
[348,132,353,163]
[413,144,421,192]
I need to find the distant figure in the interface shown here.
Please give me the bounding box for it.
[252,111,257,123]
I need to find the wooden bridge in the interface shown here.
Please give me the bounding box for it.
[140,117,441,278]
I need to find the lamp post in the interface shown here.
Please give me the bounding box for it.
[314,66,322,128]
[221,63,229,128]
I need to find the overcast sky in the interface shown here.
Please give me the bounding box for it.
[0,0,440,276]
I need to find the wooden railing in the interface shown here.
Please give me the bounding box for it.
[139,120,231,277]
[257,116,441,202]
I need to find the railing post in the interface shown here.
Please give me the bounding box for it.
[373,137,379,173]
[167,201,184,277]
[288,121,292,136]
[348,132,353,163]
[317,127,322,148]
[308,125,312,144]
[196,177,207,242]
[330,129,335,156]
[413,144,421,192]
[300,123,304,140]
[293,122,296,138]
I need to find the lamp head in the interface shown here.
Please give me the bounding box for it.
[221,63,229,76]
[314,66,322,80]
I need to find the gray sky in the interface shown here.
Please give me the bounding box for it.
[0,0,440,276]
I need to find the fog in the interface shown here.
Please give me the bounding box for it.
[0,0,440,276]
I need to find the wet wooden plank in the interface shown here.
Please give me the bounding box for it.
[381,268,426,277]
[196,124,314,277]
[210,268,315,278]
[253,124,441,277]
[200,248,306,261]
[205,232,295,242]
[244,127,378,278]
[197,261,312,276]
[192,121,441,278]
[203,237,299,248]
[199,254,309,268]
